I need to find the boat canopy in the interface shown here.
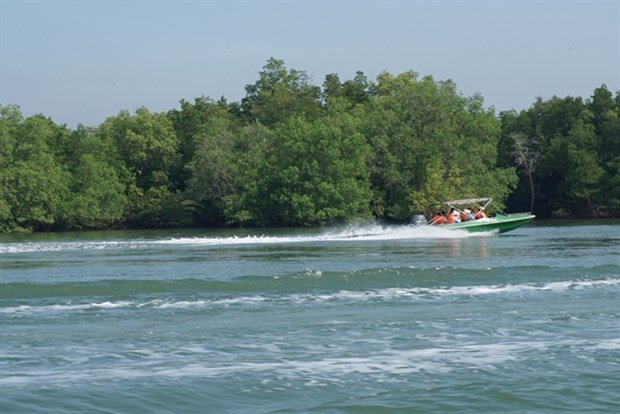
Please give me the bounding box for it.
[442,198,491,206]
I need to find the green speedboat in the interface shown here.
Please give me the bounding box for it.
[443,213,535,234]
[428,198,535,234]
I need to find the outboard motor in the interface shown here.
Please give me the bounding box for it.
[410,214,427,225]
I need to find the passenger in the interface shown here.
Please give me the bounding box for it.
[475,206,488,219]
[453,209,462,223]
[461,208,474,222]
[430,211,447,225]
[446,208,461,224]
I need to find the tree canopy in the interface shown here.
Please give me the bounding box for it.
[1,60,618,232]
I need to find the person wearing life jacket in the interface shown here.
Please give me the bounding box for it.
[446,208,461,224]
[475,206,488,219]
[430,211,447,225]
[461,208,474,222]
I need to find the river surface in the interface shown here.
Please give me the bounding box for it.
[1,221,619,413]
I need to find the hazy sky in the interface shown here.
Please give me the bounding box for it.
[1,0,619,128]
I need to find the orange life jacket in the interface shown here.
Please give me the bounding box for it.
[431,215,447,225]
[475,210,488,219]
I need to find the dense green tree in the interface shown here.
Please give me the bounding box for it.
[185,115,241,224]
[547,113,604,216]
[0,109,71,231]
[99,108,179,189]
[361,71,432,218]
[167,96,238,190]
[588,85,620,214]
[241,58,322,126]
[499,86,620,218]
[97,108,185,227]
[360,71,515,219]
[603,155,620,213]
[588,85,616,156]
[510,96,587,217]
[61,125,129,229]
[498,110,538,213]
[257,114,373,226]
[219,123,272,225]
[0,105,21,231]
[509,132,540,213]
[322,73,343,101]
[322,71,371,108]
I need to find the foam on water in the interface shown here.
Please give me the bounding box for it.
[3,277,617,316]
[0,224,471,254]
[163,224,473,246]
[0,345,519,386]
[2,336,615,389]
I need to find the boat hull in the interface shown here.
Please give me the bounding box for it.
[443,213,535,234]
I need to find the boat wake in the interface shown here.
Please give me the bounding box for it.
[0,224,474,254]
[162,224,476,247]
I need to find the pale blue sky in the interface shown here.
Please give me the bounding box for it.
[1,0,619,128]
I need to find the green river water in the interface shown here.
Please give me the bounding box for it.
[1,221,619,413]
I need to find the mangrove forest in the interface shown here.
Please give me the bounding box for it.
[1,58,619,232]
